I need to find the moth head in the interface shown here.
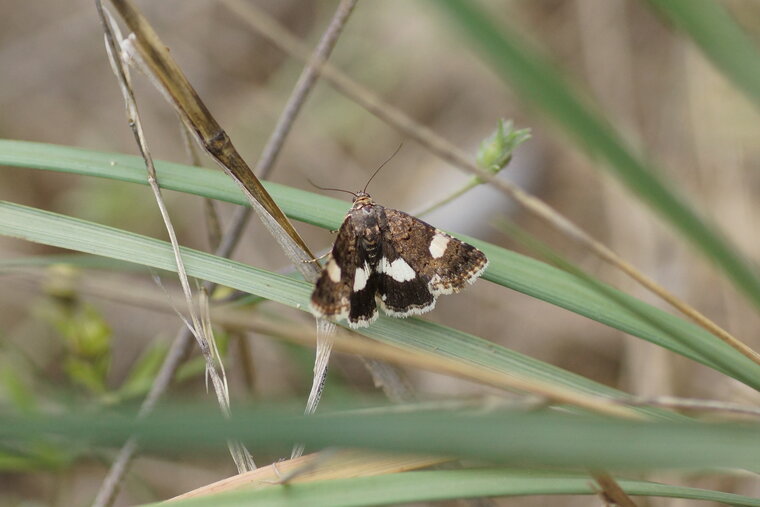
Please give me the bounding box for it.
[351,191,374,209]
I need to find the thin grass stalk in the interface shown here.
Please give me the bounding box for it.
[91,208,252,507]
[179,124,223,251]
[93,6,257,506]
[92,0,367,499]
[107,0,317,273]
[256,0,356,180]
[619,396,760,419]
[97,0,254,470]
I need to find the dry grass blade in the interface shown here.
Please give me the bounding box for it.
[291,318,335,459]
[96,1,254,475]
[179,124,222,250]
[167,449,450,502]
[359,357,416,403]
[218,0,760,369]
[592,471,639,507]
[198,289,256,470]
[211,312,643,420]
[619,396,760,420]
[107,0,317,278]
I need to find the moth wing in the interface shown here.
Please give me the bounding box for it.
[310,219,356,323]
[347,256,379,328]
[382,208,488,296]
[376,238,436,317]
[310,217,380,328]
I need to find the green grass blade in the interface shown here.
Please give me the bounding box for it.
[6,406,760,471]
[0,139,342,227]
[647,0,760,110]
[431,1,760,309]
[155,469,760,507]
[0,200,668,407]
[1,198,760,398]
[0,253,151,271]
[3,140,760,389]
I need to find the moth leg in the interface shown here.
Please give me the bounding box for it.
[302,250,331,264]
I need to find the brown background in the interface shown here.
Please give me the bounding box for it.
[2,0,760,505]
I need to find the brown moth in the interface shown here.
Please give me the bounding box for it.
[310,191,488,328]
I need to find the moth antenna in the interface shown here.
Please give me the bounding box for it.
[307,178,358,197]
[362,142,403,193]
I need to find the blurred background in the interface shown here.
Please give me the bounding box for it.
[2,0,760,505]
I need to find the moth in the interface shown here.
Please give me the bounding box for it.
[310,188,488,328]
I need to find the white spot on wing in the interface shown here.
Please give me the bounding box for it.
[429,232,450,259]
[378,257,416,282]
[353,262,370,291]
[326,259,341,283]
